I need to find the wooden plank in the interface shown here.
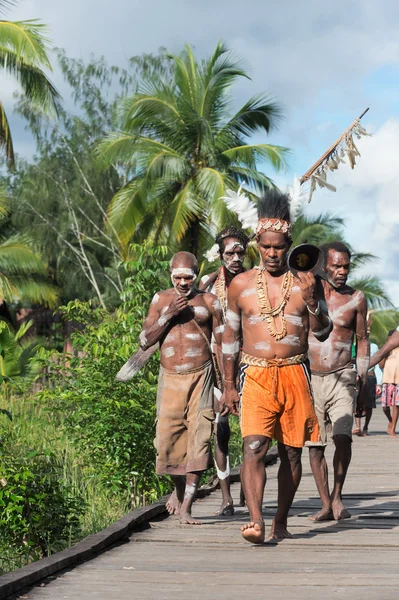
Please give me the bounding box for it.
[5,408,399,600]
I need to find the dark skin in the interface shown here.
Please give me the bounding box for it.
[140,252,223,524]
[221,231,331,544]
[199,236,247,517]
[308,250,368,522]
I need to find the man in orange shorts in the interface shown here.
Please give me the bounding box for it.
[221,189,332,544]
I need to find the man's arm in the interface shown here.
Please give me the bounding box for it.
[139,292,187,350]
[369,330,399,368]
[355,293,369,385]
[207,294,224,377]
[221,280,242,416]
[297,272,332,341]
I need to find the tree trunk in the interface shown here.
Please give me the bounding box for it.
[188,218,200,259]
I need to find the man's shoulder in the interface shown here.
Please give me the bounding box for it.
[200,270,218,286]
[231,268,257,288]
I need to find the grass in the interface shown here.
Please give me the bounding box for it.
[0,391,128,575]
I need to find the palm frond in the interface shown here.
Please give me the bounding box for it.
[0,99,14,164]
[0,19,53,67]
[349,276,394,310]
[222,143,290,171]
[106,180,146,250]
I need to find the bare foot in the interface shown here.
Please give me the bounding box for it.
[309,507,334,522]
[387,425,397,438]
[332,499,351,520]
[166,490,181,516]
[241,520,265,544]
[213,501,234,517]
[179,511,202,525]
[362,428,369,436]
[266,519,293,543]
[352,428,363,437]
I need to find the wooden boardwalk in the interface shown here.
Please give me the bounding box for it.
[22,408,399,600]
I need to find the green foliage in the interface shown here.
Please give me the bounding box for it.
[99,42,289,257]
[370,310,399,347]
[36,245,171,505]
[0,445,85,563]
[0,2,60,165]
[0,319,42,388]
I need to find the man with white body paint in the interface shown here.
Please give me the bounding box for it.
[221,189,332,545]
[139,251,223,525]
[307,241,369,522]
[199,226,250,517]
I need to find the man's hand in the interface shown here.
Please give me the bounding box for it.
[297,271,317,309]
[168,295,188,317]
[220,387,240,416]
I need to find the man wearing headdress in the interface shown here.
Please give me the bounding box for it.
[199,226,250,517]
[221,189,332,544]
[139,252,224,524]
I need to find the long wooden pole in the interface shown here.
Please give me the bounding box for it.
[299,108,369,184]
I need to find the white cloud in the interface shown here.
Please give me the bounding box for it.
[301,118,399,303]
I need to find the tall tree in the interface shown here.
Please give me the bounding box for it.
[98,42,289,257]
[0,0,60,165]
[8,51,170,307]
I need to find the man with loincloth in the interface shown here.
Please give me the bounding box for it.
[139,251,223,524]
[307,242,369,522]
[221,189,332,544]
[199,226,250,517]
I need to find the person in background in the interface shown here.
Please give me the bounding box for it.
[379,330,399,437]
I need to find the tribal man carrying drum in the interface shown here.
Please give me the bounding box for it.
[221,189,332,544]
[199,226,250,517]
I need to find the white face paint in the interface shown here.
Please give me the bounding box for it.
[254,341,271,351]
[222,241,245,274]
[222,341,240,355]
[163,346,175,358]
[151,293,160,304]
[170,267,196,297]
[226,309,240,332]
[185,348,202,357]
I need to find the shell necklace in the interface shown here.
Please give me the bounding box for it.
[256,268,293,341]
[214,267,227,323]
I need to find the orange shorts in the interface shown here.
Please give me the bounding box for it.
[239,357,320,448]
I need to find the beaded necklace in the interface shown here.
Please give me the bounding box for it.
[256,268,293,341]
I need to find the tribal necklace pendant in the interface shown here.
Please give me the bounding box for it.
[256,269,294,341]
[214,267,227,323]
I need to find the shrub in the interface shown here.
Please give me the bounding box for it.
[36,245,172,506]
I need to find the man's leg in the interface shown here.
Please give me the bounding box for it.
[214,415,234,516]
[179,472,203,525]
[388,405,399,437]
[383,406,392,423]
[331,434,352,520]
[240,435,270,544]
[363,408,373,435]
[308,445,333,521]
[166,475,186,516]
[268,444,302,541]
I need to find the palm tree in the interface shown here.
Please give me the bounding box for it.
[98,42,289,257]
[0,186,57,307]
[0,0,60,165]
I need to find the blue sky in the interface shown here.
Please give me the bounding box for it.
[2,0,399,303]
